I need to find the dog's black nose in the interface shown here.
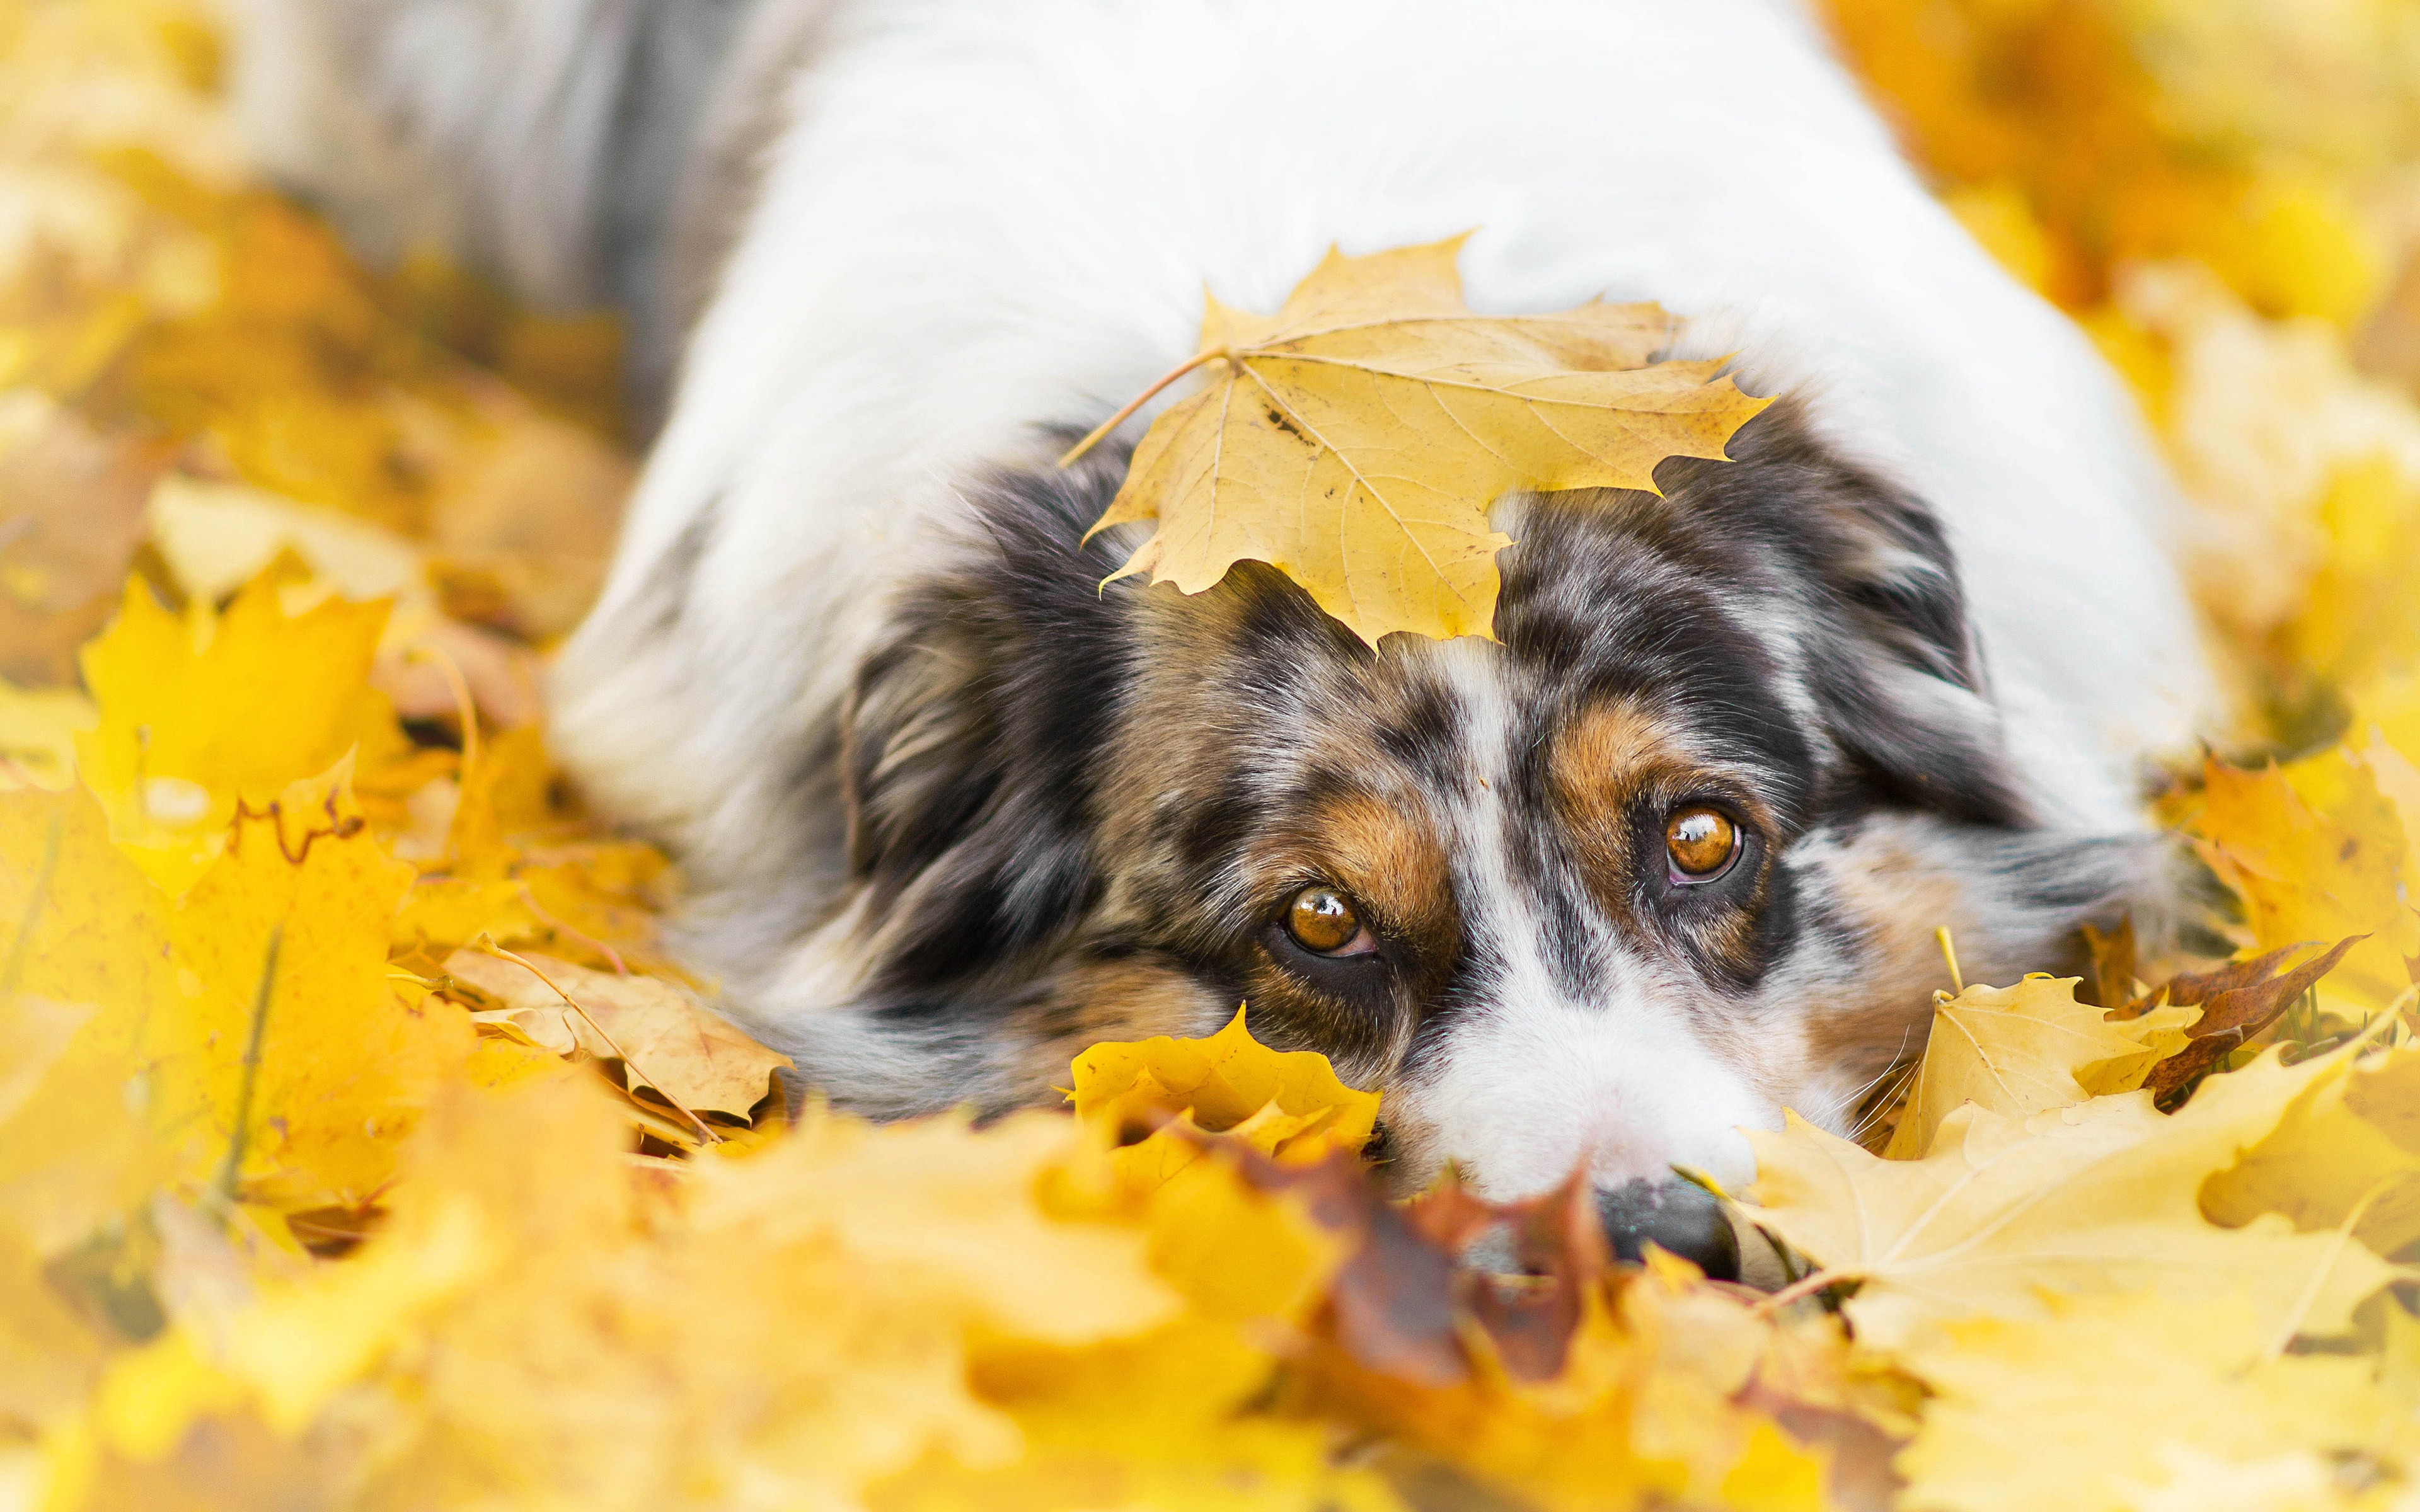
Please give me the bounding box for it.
[1595,1177,1740,1281]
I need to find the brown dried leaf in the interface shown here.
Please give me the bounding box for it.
[2143,935,2364,1102]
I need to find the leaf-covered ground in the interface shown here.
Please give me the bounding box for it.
[7,1,2420,1508]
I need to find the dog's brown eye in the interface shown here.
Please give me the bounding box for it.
[1664,807,1739,880]
[1286,886,1364,954]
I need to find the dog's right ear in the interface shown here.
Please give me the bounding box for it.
[838,454,1138,993]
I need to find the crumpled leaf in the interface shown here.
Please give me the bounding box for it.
[438,946,789,1121]
[1075,237,1770,644]
[2142,935,2364,1102]
[1069,1005,1380,1198]
[1882,975,2197,1159]
[1405,1172,1611,1382]
[1283,1207,1855,1512]
[1743,1037,2406,1351]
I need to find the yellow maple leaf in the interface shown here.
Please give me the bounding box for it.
[862,1134,1376,1512]
[1068,237,1771,643]
[1882,975,2198,1159]
[1743,1038,2403,1352]
[2203,1035,2420,1258]
[870,1315,1400,1512]
[1893,1291,2396,1512]
[1068,1005,1380,1199]
[76,1076,1175,1507]
[73,573,403,894]
[2192,752,2420,1010]
[0,785,175,1031]
[0,787,177,1254]
[147,761,472,1214]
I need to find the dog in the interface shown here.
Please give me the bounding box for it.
[236,0,2219,1274]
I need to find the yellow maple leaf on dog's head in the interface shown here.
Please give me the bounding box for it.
[1068,238,1772,644]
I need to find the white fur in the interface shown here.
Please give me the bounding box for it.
[1388,641,1777,1195]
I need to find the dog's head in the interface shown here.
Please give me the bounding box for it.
[806,399,2160,1249]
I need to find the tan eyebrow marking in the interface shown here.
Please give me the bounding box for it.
[1241,786,1456,955]
[1311,791,1455,940]
[1547,698,1782,979]
[1548,697,1705,857]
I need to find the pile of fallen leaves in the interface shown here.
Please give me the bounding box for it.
[11,0,2420,1508]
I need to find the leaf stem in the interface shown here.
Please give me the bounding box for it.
[214,923,282,1213]
[1057,348,1227,468]
[1753,1266,1845,1316]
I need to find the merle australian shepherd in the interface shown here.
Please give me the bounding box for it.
[238,0,2218,1273]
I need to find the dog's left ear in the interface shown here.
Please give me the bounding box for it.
[1719,404,2030,827]
[838,457,1136,993]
